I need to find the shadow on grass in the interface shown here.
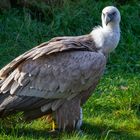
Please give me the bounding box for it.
[0,122,140,140]
[82,122,140,140]
[0,125,59,139]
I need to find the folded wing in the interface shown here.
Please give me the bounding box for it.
[0,34,106,119]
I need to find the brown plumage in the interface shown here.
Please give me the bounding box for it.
[0,6,121,131]
[0,34,105,130]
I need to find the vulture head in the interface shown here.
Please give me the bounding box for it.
[102,6,121,27]
[91,6,121,54]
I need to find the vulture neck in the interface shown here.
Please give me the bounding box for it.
[90,22,120,56]
[103,22,120,33]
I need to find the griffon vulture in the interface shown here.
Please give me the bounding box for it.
[0,6,121,131]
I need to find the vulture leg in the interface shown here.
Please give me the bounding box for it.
[55,96,81,131]
[75,107,82,130]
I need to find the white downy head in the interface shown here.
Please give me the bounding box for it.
[91,6,121,54]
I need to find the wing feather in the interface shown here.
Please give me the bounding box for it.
[0,35,97,78]
[10,81,20,95]
[0,34,106,116]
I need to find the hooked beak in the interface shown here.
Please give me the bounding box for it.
[105,13,113,25]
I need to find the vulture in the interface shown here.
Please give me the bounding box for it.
[0,6,121,131]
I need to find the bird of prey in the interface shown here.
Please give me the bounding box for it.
[0,6,121,131]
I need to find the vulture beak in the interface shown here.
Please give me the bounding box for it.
[105,13,113,25]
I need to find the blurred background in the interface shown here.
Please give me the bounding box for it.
[0,0,140,139]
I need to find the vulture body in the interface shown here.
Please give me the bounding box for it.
[0,6,121,131]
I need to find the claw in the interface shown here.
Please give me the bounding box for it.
[52,120,57,131]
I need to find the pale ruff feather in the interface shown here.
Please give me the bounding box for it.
[90,26,120,54]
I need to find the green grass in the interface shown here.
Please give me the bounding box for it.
[0,0,140,139]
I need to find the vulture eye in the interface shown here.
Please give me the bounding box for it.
[112,12,116,16]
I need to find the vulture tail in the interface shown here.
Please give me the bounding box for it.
[0,93,17,117]
[0,93,53,120]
